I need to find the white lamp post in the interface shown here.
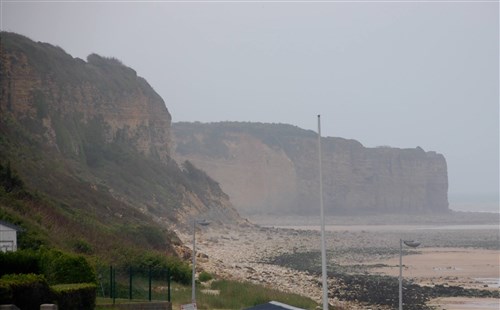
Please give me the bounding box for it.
[192,219,210,304]
[399,239,420,310]
[317,115,328,310]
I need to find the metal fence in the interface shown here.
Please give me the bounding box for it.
[97,265,172,303]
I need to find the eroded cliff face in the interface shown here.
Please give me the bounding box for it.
[172,122,449,215]
[0,32,242,228]
[175,131,299,213]
[0,35,171,161]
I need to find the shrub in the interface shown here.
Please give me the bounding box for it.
[39,249,96,284]
[0,281,11,304]
[0,250,40,276]
[199,271,213,282]
[0,161,24,193]
[125,251,191,285]
[0,273,52,310]
[72,238,94,254]
[51,283,96,310]
[0,249,96,285]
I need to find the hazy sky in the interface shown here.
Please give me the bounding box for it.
[1,0,498,209]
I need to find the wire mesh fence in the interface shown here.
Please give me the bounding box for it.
[97,265,172,302]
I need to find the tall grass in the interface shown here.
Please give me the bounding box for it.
[205,280,317,309]
[97,278,318,310]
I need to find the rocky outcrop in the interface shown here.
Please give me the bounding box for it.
[172,122,449,215]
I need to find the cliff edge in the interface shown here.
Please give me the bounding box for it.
[0,32,242,236]
[172,122,449,215]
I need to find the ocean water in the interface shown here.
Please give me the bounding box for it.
[277,224,499,232]
[449,197,499,213]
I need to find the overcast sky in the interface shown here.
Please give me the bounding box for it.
[2,0,498,210]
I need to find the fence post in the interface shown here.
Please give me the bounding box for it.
[129,266,133,300]
[112,267,116,305]
[109,265,113,299]
[167,268,171,302]
[149,265,152,301]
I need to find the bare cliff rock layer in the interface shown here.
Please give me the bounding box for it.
[172,122,449,215]
[0,32,242,228]
[0,35,170,160]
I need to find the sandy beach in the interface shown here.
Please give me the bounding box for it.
[370,247,499,290]
[371,247,499,310]
[428,297,500,310]
[177,216,499,309]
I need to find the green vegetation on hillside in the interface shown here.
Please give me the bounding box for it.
[0,162,191,281]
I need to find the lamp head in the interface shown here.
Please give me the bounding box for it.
[197,219,211,226]
[403,240,421,248]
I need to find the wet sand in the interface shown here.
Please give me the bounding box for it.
[371,247,500,290]
[371,247,500,309]
[428,297,500,310]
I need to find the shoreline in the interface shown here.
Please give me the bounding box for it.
[268,224,500,232]
[179,219,499,309]
[245,211,500,227]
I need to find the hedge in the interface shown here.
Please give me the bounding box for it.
[0,274,52,310]
[0,250,39,276]
[38,249,96,284]
[0,275,96,310]
[51,283,97,310]
[0,249,96,285]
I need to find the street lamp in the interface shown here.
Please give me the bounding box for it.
[317,115,328,310]
[399,239,420,310]
[192,219,210,304]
